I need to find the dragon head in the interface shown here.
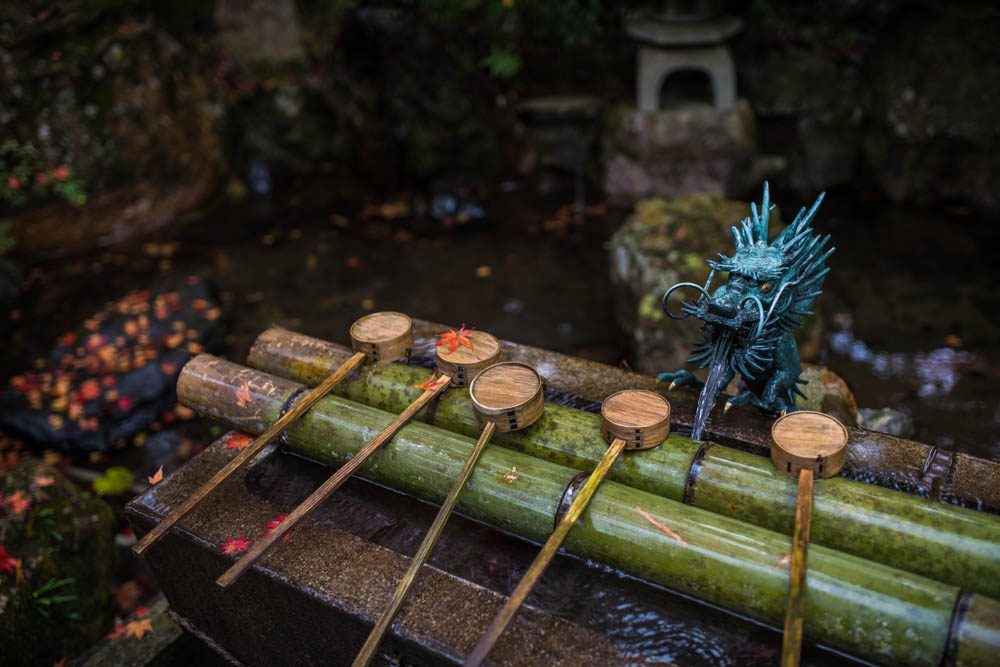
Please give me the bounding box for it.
[662,183,832,374]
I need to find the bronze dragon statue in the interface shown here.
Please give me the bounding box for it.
[659,183,833,441]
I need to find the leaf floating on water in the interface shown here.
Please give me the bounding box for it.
[635,506,689,547]
[235,382,252,407]
[221,534,253,554]
[435,324,474,353]
[147,465,163,485]
[775,554,792,569]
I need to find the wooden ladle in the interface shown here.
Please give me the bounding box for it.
[352,360,543,667]
[770,410,848,667]
[465,388,671,666]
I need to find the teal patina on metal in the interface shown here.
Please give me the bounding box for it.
[659,183,832,440]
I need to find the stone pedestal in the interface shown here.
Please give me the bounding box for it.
[601,100,757,203]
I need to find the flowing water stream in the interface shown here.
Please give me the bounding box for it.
[691,330,733,442]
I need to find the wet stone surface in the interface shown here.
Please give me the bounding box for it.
[127,434,852,666]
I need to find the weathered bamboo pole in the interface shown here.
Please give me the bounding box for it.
[132,351,367,556]
[246,328,1000,600]
[176,355,1000,667]
[402,318,999,510]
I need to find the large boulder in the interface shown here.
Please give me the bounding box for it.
[0,276,224,452]
[0,462,116,666]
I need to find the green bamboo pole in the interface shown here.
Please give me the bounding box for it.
[177,355,999,667]
[247,329,1000,600]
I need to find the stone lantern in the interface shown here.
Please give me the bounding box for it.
[626,1,742,112]
[602,1,761,204]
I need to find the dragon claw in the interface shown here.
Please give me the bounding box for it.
[780,409,787,417]
[724,400,733,414]
[668,381,677,391]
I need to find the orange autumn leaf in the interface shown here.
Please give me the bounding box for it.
[106,621,125,640]
[221,534,253,554]
[5,490,31,514]
[223,432,253,451]
[435,324,474,353]
[235,382,252,408]
[147,465,163,485]
[413,371,447,392]
[124,617,153,639]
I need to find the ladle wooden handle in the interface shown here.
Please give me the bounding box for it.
[352,421,497,667]
[132,351,368,557]
[781,468,814,667]
[464,437,628,667]
[216,373,452,589]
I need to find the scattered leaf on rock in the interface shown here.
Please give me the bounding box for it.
[221,534,253,554]
[262,515,292,542]
[123,618,153,639]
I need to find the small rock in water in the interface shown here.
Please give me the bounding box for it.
[858,407,916,439]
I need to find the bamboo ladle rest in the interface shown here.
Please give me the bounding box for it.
[352,358,542,667]
[465,388,671,667]
[770,410,848,667]
[132,310,413,557]
[215,325,503,589]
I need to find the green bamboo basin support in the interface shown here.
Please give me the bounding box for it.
[245,329,1000,600]
[176,355,1000,667]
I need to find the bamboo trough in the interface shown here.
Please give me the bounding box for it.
[245,328,1000,601]
[174,354,1000,667]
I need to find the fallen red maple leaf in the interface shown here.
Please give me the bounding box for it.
[134,605,151,618]
[106,621,125,640]
[124,617,153,639]
[223,432,253,451]
[261,514,292,542]
[413,371,447,391]
[5,490,31,515]
[147,465,163,485]
[435,324,474,353]
[235,382,252,407]
[0,544,16,575]
[221,534,253,554]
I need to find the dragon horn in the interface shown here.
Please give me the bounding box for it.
[753,182,770,243]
